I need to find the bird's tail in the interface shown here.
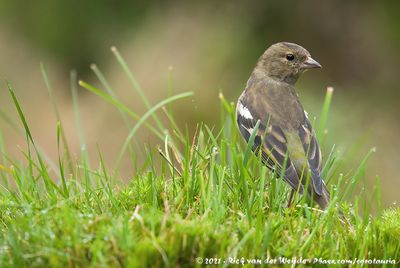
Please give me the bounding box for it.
[312,182,330,210]
[310,183,349,224]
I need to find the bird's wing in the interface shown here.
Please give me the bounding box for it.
[237,101,304,194]
[298,117,324,196]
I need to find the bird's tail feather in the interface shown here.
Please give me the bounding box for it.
[312,183,330,210]
[312,184,348,224]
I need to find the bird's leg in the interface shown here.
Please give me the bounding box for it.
[287,189,295,208]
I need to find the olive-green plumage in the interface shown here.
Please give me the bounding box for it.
[236,42,330,209]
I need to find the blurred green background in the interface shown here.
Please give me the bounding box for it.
[0,1,398,207]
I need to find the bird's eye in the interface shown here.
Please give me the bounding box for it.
[286,54,295,61]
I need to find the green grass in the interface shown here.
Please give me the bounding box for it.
[0,48,399,267]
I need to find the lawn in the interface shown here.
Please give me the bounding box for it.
[0,49,399,267]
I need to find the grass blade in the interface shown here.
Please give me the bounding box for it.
[115,91,194,169]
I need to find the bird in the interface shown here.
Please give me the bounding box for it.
[236,42,330,209]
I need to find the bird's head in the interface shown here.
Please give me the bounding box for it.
[256,42,322,84]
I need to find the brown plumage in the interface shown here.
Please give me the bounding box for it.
[236,42,330,209]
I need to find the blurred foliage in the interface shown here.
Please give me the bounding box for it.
[0,0,161,73]
[0,0,399,91]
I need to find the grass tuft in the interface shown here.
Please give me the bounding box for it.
[0,49,398,267]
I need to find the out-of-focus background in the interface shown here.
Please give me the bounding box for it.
[0,1,398,207]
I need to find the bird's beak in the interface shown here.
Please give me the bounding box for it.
[302,56,322,69]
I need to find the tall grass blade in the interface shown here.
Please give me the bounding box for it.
[79,80,164,140]
[7,82,59,197]
[41,63,74,174]
[317,87,334,142]
[110,46,165,132]
[243,120,260,166]
[115,91,194,169]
